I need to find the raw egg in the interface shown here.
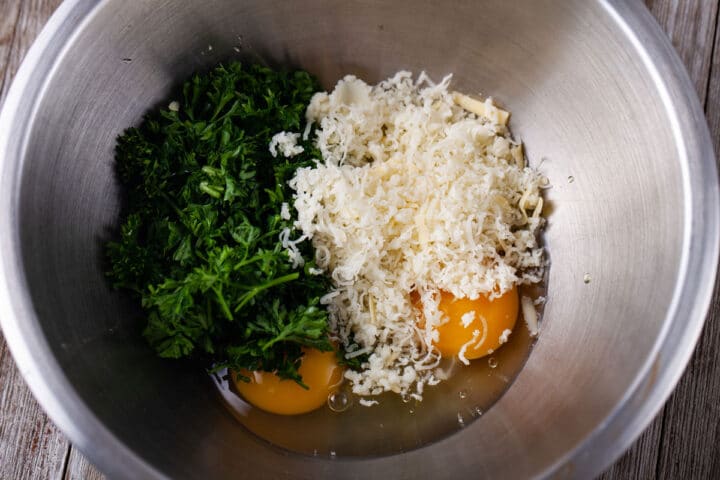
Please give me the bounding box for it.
[417,286,519,360]
[233,348,344,415]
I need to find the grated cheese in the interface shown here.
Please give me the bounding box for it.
[521,295,540,337]
[280,71,545,400]
[460,311,476,329]
[499,328,512,345]
[269,131,304,158]
[458,329,482,366]
[280,202,291,220]
[452,92,509,125]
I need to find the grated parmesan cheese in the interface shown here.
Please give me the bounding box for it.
[521,295,540,337]
[280,202,291,221]
[458,329,482,366]
[460,311,476,329]
[269,131,304,158]
[284,71,545,400]
[499,328,512,344]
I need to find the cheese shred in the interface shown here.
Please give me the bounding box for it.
[275,71,545,400]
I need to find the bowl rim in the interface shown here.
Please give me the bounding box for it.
[0,0,718,478]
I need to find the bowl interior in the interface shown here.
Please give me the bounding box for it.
[8,0,699,478]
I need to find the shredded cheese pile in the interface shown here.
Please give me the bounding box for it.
[274,71,545,401]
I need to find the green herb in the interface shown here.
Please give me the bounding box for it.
[106,62,333,384]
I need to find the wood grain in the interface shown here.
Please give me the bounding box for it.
[599,1,720,478]
[707,0,720,157]
[645,0,720,102]
[655,282,720,479]
[0,2,90,479]
[0,339,69,480]
[599,417,664,479]
[0,0,23,100]
[0,0,718,479]
[645,1,720,479]
[653,66,720,466]
[64,447,105,480]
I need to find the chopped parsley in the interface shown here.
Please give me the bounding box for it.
[106,62,334,384]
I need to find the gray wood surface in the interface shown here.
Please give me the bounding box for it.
[600,1,720,479]
[0,1,718,478]
[63,448,104,480]
[0,1,71,479]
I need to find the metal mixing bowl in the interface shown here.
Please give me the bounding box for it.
[1,0,718,478]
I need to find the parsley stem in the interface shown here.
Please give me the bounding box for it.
[159,192,185,219]
[199,181,223,198]
[233,272,300,313]
[213,286,233,321]
[232,253,267,271]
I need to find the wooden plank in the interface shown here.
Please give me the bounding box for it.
[0,337,70,480]
[0,0,63,102]
[650,0,720,478]
[655,283,720,479]
[600,1,720,478]
[656,9,720,466]
[598,416,664,479]
[0,0,23,102]
[0,2,81,480]
[645,0,719,102]
[706,3,720,157]
[64,447,105,480]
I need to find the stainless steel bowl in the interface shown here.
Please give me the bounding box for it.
[1,0,718,478]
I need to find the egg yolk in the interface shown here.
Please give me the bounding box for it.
[416,286,519,360]
[233,348,344,415]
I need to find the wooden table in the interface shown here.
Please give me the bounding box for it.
[1,1,718,478]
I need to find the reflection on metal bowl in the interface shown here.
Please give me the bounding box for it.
[0,0,718,478]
